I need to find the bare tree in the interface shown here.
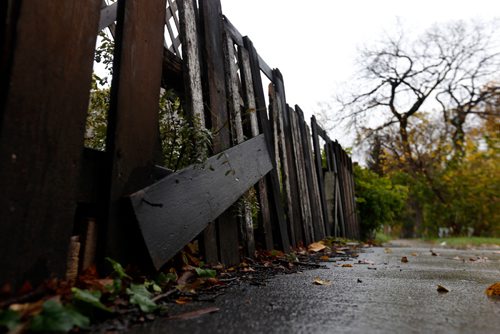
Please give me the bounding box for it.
[337,19,500,169]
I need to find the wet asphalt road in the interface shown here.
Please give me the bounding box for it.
[127,245,500,334]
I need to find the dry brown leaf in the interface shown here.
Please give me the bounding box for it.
[411,252,418,256]
[341,264,353,268]
[175,296,192,305]
[437,285,449,293]
[401,256,408,263]
[308,242,326,253]
[9,299,45,317]
[168,307,220,320]
[384,248,393,254]
[313,278,332,286]
[485,282,500,297]
[320,255,330,261]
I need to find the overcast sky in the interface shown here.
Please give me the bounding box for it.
[220,0,500,147]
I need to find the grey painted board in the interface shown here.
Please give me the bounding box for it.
[130,134,272,269]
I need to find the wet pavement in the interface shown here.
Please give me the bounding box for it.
[127,245,500,334]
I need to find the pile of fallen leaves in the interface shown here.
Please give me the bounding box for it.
[0,238,360,333]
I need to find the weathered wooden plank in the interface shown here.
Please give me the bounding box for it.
[244,36,290,252]
[305,122,326,240]
[311,116,331,236]
[296,106,325,240]
[130,134,272,269]
[289,106,313,244]
[239,46,273,250]
[258,54,273,81]
[179,0,205,126]
[224,33,255,256]
[199,0,239,265]
[99,1,118,31]
[0,0,101,285]
[323,171,336,236]
[105,0,166,263]
[274,70,302,244]
[269,77,296,246]
[161,48,184,93]
[222,15,244,46]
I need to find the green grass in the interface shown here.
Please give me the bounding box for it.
[426,237,500,248]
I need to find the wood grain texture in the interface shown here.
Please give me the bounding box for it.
[244,36,290,252]
[225,34,255,256]
[130,134,272,269]
[311,116,331,236]
[289,106,313,244]
[0,0,101,285]
[199,0,239,265]
[238,45,273,250]
[105,0,166,262]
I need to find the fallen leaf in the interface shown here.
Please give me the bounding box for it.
[485,282,500,297]
[411,253,418,256]
[167,307,219,320]
[342,264,353,268]
[308,242,326,253]
[401,256,408,263]
[177,271,195,285]
[320,255,330,262]
[384,248,393,254]
[9,299,44,317]
[194,267,217,278]
[437,285,449,293]
[313,278,332,286]
[72,288,113,313]
[126,284,158,313]
[453,256,461,261]
[175,296,192,305]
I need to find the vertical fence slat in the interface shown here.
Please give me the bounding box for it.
[244,36,290,252]
[105,0,167,263]
[200,0,240,265]
[182,0,218,264]
[289,106,313,244]
[305,123,326,239]
[224,34,255,256]
[311,116,331,236]
[0,0,101,285]
[268,83,296,246]
[272,70,302,246]
[239,47,274,250]
[296,106,325,240]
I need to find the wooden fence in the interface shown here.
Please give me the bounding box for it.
[0,0,359,286]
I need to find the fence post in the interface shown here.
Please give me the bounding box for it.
[199,0,240,265]
[104,0,166,264]
[0,1,101,285]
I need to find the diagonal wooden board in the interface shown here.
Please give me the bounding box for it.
[130,134,273,269]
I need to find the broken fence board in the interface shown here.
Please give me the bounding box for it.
[130,134,272,270]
